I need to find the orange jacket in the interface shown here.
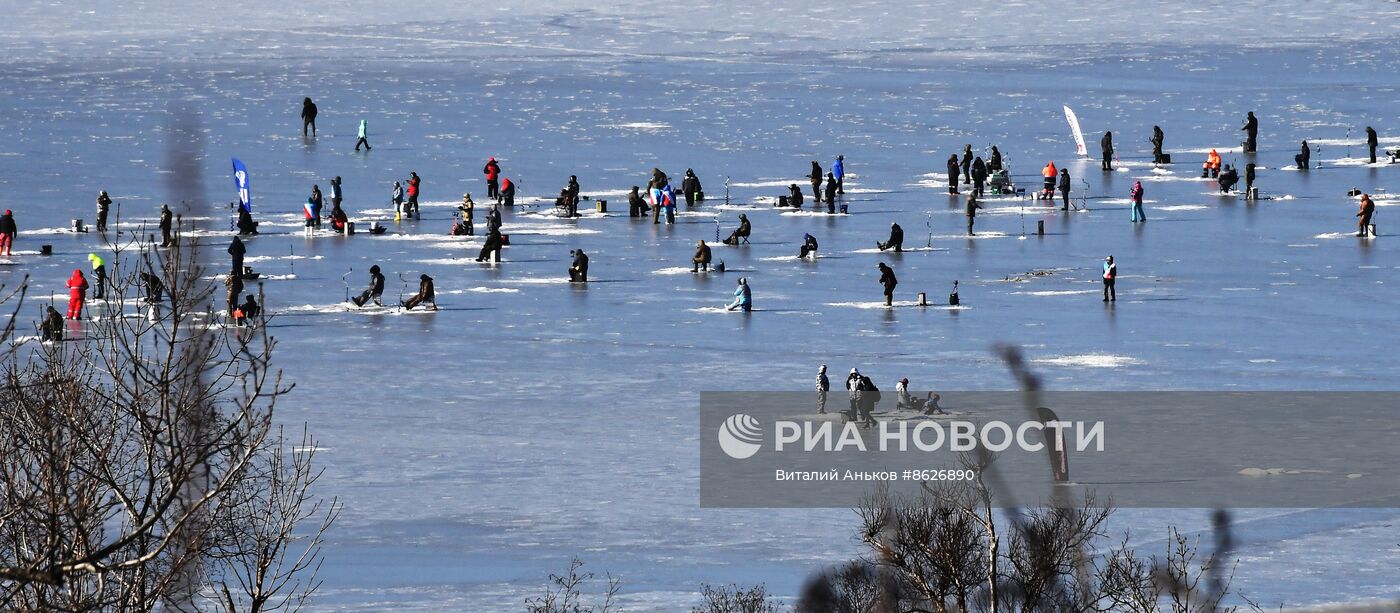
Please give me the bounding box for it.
[1043,162,1057,178]
[1206,150,1221,169]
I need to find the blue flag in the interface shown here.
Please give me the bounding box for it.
[232,158,251,213]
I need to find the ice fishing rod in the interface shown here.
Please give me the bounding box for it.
[926,209,933,248]
[342,268,352,303]
[397,273,409,311]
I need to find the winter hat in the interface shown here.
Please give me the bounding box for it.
[819,364,826,373]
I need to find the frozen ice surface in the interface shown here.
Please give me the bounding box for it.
[2,0,1399,610]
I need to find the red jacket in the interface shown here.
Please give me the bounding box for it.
[66,270,89,294]
[484,159,499,180]
[408,177,420,197]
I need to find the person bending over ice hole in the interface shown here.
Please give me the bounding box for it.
[1217,164,1239,194]
[140,270,165,305]
[1357,194,1375,237]
[725,277,752,312]
[568,249,589,283]
[849,373,879,427]
[946,155,960,195]
[877,262,898,307]
[798,233,818,259]
[351,265,385,307]
[500,177,516,207]
[403,274,437,310]
[722,213,750,245]
[88,253,106,300]
[234,294,260,327]
[476,227,503,262]
[692,240,712,272]
[1202,149,1221,178]
[40,306,64,342]
[876,223,903,252]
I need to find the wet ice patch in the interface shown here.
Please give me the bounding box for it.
[1158,205,1209,211]
[825,300,968,310]
[448,287,521,294]
[1033,354,1143,368]
[1011,289,1098,296]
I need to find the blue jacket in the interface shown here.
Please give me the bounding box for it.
[832,158,844,180]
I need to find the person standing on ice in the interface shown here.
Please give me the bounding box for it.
[1041,160,1057,199]
[0,209,16,256]
[988,146,1003,172]
[407,172,421,217]
[1151,125,1166,164]
[823,172,838,204]
[301,97,318,136]
[877,262,898,307]
[483,157,501,202]
[564,175,581,218]
[308,185,323,228]
[971,156,987,197]
[1357,194,1375,237]
[1366,126,1379,164]
[832,155,845,195]
[330,176,344,210]
[815,365,829,414]
[65,269,89,319]
[354,119,371,151]
[485,204,502,235]
[96,190,112,232]
[725,277,752,312]
[960,145,973,184]
[1241,111,1258,153]
[351,265,385,307]
[681,169,702,207]
[808,161,823,204]
[1245,163,1257,196]
[1100,131,1114,171]
[1130,181,1146,223]
[965,193,983,236]
[477,226,504,262]
[946,155,960,195]
[1058,168,1072,211]
[88,253,106,300]
[158,204,174,246]
[1102,256,1117,302]
[391,181,404,217]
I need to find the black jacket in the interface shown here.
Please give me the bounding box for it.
[809,162,822,183]
[159,209,172,231]
[1058,172,1071,192]
[878,264,897,289]
[228,237,246,258]
[736,216,751,237]
[1100,132,1114,156]
[888,224,903,244]
[947,158,959,181]
[367,271,385,297]
[789,185,804,206]
[571,251,589,274]
[0,213,14,235]
[682,173,701,194]
[971,158,987,182]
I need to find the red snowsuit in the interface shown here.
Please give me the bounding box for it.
[66,269,89,319]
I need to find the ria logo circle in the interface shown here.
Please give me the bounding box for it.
[718,414,762,459]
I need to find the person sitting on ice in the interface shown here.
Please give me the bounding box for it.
[234,293,260,326]
[403,274,437,310]
[329,203,348,232]
[1217,164,1239,193]
[351,265,385,307]
[895,377,944,415]
[725,277,752,312]
[1202,149,1222,178]
[40,306,64,342]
